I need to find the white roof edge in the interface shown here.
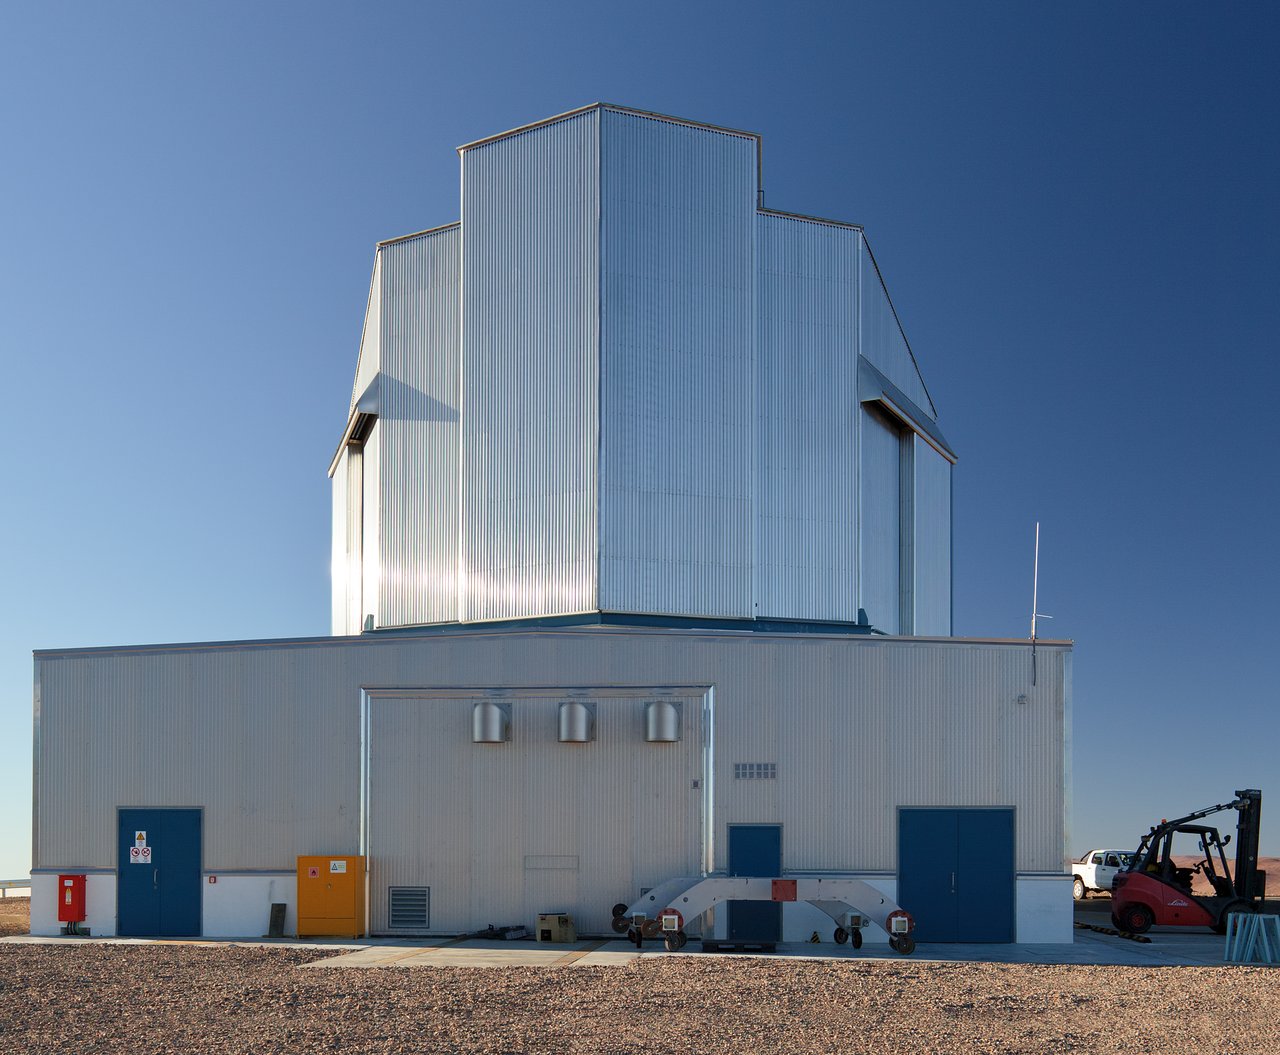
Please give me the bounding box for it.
[34,626,1073,659]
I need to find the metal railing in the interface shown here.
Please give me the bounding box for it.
[0,878,31,897]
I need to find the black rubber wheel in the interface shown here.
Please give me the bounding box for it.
[663,930,689,952]
[833,927,849,945]
[1213,901,1255,936]
[611,915,630,934]
[641,918,662,939]
[1119,903,1154,934]
[893,935,915,955]
[1072,877,1086,901]
[851,929,863,949]
[611,903,629,919]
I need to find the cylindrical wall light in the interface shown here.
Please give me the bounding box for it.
[644,700,682,742]
[472,700,511,743]
[558,701,596,743]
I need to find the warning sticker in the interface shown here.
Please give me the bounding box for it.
[139,846,152,864]
[307,866,319,879]
[129,846,144,865]
[329,860,347,874]
[134,831,147,848]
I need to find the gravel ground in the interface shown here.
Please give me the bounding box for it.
[2,941,1279,1055]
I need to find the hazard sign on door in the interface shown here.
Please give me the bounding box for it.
[130,830,152,864]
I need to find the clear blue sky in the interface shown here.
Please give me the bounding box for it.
[2,2,1277,880]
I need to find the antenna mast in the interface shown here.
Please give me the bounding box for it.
[1030,521,1053,685]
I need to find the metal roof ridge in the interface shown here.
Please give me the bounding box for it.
[456,102,761,153]
[758,207,863,232]
[376,221,460,248]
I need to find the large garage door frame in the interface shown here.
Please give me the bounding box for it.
[360,685,714,936]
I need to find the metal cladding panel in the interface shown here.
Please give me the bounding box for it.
[378,228,461,627]
[350,254,381,412]
[859,235,934,418]
[34,629,1067,914]
[331,447,349,635]
[913,436,952,635]
[860,407,902,633]
[344,446,364,635]
[598,109,757,618]
[367,692,703,935]
[33,647,362,871]
[755,213,860,621]
[749,637,1067,873]
[360,420,380,629]
[460,110,599,622]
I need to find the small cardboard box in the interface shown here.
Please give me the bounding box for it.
[536,912,576,943]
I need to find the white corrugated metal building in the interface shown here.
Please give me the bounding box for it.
[31,105,1072,945]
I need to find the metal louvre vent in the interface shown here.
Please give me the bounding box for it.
[734,762,777,780]
[388,886,430,930]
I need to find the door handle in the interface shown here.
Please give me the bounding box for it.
[951,872,956,895]
[153,868,159,890]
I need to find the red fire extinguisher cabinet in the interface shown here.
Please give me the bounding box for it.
[58,874,86,923]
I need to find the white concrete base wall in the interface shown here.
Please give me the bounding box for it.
[1015,875,1074,943]
[203,874,297,938]
[31,873,117,937]
[712,875,1073,945]
[32,873,300,939]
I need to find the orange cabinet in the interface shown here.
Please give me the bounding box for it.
[296,855,366,938]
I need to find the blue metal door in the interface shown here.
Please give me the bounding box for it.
[898,808,1014,943]
[958,810,1014,942]
[898,809,959,942]
[727,825,781,942]
[117,809,202,937]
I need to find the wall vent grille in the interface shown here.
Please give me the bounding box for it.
[388,886,430,930]
[734,762,777,780]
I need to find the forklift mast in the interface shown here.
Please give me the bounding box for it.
[1133,788,1263,903]
[1234,788,1263,902]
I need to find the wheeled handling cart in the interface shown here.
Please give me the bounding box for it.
[611,875,917,954]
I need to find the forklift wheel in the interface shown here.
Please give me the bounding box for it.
[892,935,915,955]
[611,915,630,934]
[1213,901,1255,935]
[851,929,863,949]
[1119,904,1154,934]
[833,927,849,945]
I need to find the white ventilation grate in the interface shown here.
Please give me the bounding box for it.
[388,886,430,930]
[734,762,777,780]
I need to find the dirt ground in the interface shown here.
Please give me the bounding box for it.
[2,897,1279,1055]
[0,897,28,938]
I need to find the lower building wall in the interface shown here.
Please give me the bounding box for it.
[1014,875,1074,943]
[31,871,299,939]
[30,871,1074,945]
[31,872,116,937]
[32,628,1071,945]
[203,873,297,938]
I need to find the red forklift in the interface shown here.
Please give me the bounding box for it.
[1111,788,1264,934]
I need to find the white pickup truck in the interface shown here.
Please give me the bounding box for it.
[1071,849,1134,900]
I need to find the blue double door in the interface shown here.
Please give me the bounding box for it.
[898,808,1015,943]
[117,809,203,937]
